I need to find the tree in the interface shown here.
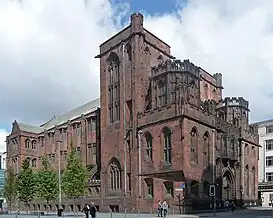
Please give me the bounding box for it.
[36,157,58,212]
[62,148,88,214]
[2,168,17,213]
[16,159,36,212]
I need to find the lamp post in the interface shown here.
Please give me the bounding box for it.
[56,139,62,216]
[16,155,19,218]
[212,129,216,216]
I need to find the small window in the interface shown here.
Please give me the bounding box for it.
[164,181,173,197]
[266,172,273,181]
[32,141,37,149]
[266,156,273,167]
[266,126,273,134]
[145,178,153,198]
[266,140,273,151]
[25,139,30,148]
[145,133,153,160]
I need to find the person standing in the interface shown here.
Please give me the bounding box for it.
[157,200,163,217]
[162,201,168,218]
[89,202,97,218]
[82,204,90,218]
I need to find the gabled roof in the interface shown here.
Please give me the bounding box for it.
[12,98,100,135]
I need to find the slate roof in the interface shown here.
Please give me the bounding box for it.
[17,122,43,134]
[17,98,100,134]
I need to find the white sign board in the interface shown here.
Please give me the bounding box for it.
[209,184,215,197]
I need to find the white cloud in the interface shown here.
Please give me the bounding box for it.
[0,0,272,126]
[144,0,273,122]
[0,0,127,125]
[0,129,8,153]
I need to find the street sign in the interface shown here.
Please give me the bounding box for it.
[209,184,215,197]
[175,183,185,191]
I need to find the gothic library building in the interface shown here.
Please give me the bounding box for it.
[6,13,259,213]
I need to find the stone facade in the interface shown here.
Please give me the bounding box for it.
[6,99,101,211]
[97,13,259,212]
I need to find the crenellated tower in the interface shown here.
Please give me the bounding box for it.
[150,59,201,109]
[216,97,249,128]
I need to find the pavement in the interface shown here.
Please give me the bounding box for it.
[4,207,273,218]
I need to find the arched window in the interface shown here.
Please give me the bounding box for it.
[190,127,198,163]
[32,140,37,149]
[163,127,172,164]
[107,52,120,123]
[32,159,37,168]
[25,139,30,148]
[145,132,153,160]
[25,157,30,167]
[109,159,121,191]
[245,165,249,196]
[158,79,167,106]
[125,43,132,62]
[203,132,210,168]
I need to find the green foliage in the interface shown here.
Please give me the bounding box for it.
[3,168,17,207]
[16,159,36,205]
[62,148,89,200]
[36,157,58,204]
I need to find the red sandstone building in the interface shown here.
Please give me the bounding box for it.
[6,99,101,211]
[96,13,259,212]
[6,13,259,213]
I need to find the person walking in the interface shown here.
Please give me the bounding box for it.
[82,204,90,218]
[162,201,168,218]
[157,200,163,217]
[89,202,97,218]
[231,201,235,213]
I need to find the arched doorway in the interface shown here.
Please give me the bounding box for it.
[222,170,234,200]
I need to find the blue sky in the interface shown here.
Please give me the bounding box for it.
[112,0,186,16]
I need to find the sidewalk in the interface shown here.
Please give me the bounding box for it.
[166,209,254,218]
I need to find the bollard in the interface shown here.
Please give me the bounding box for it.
[110,209,113,218]
[38,211,41,218]
[137,209,140,218]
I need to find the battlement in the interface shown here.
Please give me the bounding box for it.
[151,59,199,77]
[213,73,223,88]
[217,97,249,110]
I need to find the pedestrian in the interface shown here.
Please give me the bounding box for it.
[231,201,235,213]
[224,200,229,212]
[157,200,162,217]
[162,201,168,218]
[89,202,97,218]
[81,204,90,218]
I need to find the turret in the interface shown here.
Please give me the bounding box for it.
[130,12,144,33]
[216,97,249,127]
